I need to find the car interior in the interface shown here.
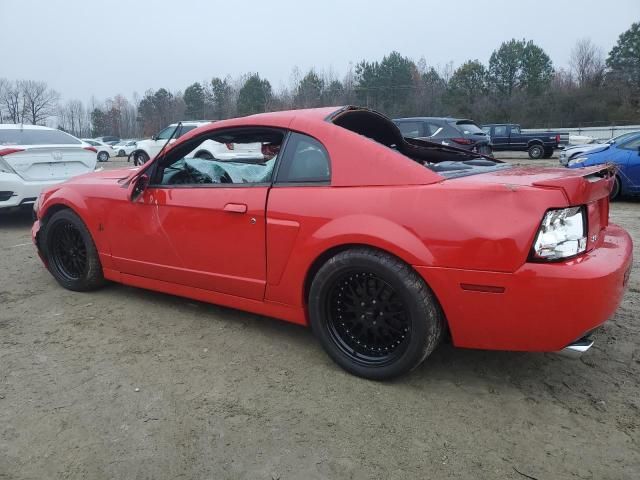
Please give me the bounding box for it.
[330,106,509,178]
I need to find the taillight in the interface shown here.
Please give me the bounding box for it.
[451,138,474,145]
[84,146,97,153]
[556,134,561,143]
[0,147,25,156]
[225,143,234,150]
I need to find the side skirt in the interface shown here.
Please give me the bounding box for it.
[103,268,308,326]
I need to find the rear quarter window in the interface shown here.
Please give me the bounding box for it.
[454,121,484,135]
[0,129,82,145]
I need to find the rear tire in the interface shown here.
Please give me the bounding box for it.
[478,144,493,157]
[528,144,544,159]
[118,149,125,157]
[42,209,106,291]
[97,151,109,162]
[308,248,444,380]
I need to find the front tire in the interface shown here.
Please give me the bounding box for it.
[42,209,105,291]
[118,149,125,157]
[610,176,621,201]
[528,144,544,159]
[308,248,444,380]
[134,151,149,166]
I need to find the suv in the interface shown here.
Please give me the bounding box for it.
[130,121,208,165]
[393,117,493,155]
[130,121,264,166]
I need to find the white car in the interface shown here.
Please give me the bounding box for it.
[0,125,97,210]
[81,139,116,162]
[131,121,263,166]
[112,140,137,157]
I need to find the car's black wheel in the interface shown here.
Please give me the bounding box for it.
[543,148,553,159]
[610,175,621,201]
[134,151,149,166]
[308,248,444,380]
[528,144,544,159]
[97,151,109,162]
[42,209,105,291]
[118,149,125,157]
[478,144,493,157]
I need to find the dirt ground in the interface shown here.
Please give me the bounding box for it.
[1,154,639,480]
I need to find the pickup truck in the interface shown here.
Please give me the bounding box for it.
[482,123,561,159]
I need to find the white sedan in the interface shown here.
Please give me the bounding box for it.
[0,125,97,210]
[81,139,116,162]
[112,140,137,157]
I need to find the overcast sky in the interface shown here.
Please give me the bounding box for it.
[1,0,638,104]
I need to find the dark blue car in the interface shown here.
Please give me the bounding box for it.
[567,133,640,199]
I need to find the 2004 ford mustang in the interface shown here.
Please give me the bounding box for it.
[32,106,633,379]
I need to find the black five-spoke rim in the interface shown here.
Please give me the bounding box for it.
[326,270,411,366]
[50,222,87,281]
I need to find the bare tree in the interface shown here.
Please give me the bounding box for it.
[0,80,26,123]
[570,38,605,87]
[20,80,60,125]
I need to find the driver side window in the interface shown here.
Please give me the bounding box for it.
[154,128,284,187]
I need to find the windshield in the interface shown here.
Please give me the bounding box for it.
[0,128,82,145]
[606,132,639,144]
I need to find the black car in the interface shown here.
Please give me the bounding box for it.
[393,117,493,155]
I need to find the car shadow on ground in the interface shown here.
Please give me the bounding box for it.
[0,208,34,229]
[104,281,587,397]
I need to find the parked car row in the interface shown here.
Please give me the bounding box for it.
[393,117,563,159]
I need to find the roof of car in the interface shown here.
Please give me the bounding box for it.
[0,124,55,130]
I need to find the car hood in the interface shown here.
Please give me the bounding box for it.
[567,144,610,156]
[67,166,139,183]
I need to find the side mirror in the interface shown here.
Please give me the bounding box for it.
[151,135,157,141]
[130,173,149,202]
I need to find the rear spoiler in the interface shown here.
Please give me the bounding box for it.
[532,164,615,204]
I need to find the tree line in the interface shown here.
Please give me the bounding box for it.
[1,22,638,138]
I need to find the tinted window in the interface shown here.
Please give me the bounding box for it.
[179,125,198,137]
[425,122,444,137]
[618,136,640,151]
[455,121,484,135]
[0,128,82,146]
[277,133,330,183]
[396,121,423,138]
[493,126,508,136]
[156,127,176,140]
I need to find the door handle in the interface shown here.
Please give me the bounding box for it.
[223,203,247,213]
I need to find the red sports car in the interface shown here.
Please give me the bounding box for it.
[32,106,633,379]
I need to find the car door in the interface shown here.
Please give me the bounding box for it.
[491,126,509,150]
[614,137,640,191]
[108,127,285,301]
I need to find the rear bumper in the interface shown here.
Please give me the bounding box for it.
[0,174,63,209]
[416,224,633,352]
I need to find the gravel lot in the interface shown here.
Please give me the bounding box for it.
[1,154,638,480]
